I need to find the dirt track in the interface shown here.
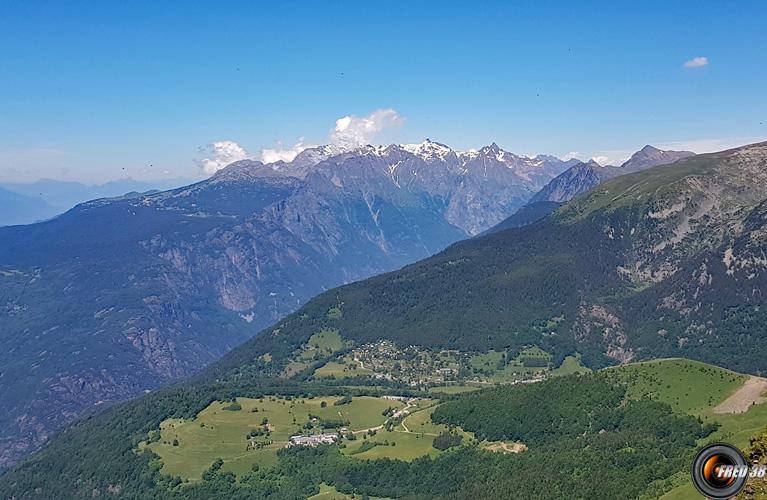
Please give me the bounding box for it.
[713,376,767,414]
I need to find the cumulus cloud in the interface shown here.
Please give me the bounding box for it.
[197,108,404,173]
[590,155,610,166]
[196,141,252,174]
[330,108,404,149]
[260,138,313,164]
[683,56,709,68]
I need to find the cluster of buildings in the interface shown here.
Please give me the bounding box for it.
[287,432,339,447]
[351,341,462,386]
[381,395,409,402]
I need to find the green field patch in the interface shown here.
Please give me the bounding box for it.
[400,404,441,434]
[469,350,505,373]
[428,385,482,395]
[606,358,745,414]
[299,329,348,361]
[145,396,405,480]
[314,355,372,379]
[488,351,550,382]
[491,364,543,382]
[468,346,554,383]
[551,354,591,376]
[514,346,551,368]
[343,431,441,461]
[339,399,473,462]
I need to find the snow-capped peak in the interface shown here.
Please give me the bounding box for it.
[289,144,344,168]
[473,142,518,163]
[401,139,454,162]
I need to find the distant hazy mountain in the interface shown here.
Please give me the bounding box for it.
[0,187,60,226]
[0,140,574,468]
[619,144,695,172]
[530,145,695,204]
[0,177,192,212]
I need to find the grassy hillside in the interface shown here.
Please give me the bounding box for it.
[607,358,745,414]
[606,358,767,449]
[145,396,407,479]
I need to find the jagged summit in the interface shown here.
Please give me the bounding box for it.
[401,138,455,162]
[211,141,578,191]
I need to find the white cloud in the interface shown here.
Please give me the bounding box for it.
[196,141,252,174]
[197,108,404,172]
[590,155,610,166]
[260,138,313,164]
[562,151,580,161]
[330,108,404,149]
[683,56,709,68]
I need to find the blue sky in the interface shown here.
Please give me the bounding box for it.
[1,0,765,182]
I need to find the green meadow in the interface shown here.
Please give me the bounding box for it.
[314,354,373,378]
[340,400,469,461]
[428,385,482,395]
[551,354,591,376]
[607,357,745,414]
[146,395,404,480]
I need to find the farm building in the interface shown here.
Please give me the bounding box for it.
[287,433,339,447]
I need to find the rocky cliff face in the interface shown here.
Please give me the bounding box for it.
[0,140,573,469]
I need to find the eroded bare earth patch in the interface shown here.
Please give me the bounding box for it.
[713,376,767,414]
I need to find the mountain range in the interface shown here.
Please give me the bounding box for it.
[0,140,577,469]
[199,142,766,377]
[485,145,696,234]
[530,145,695,204]
[1,141,764,498]
[0,178,192,226]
